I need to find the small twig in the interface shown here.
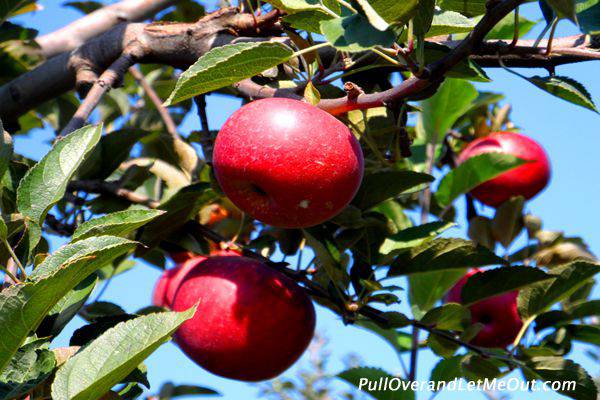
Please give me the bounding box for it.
[1,259,21,286]
[60,53,137,136]
[2,240,27,279]
[508,6,520,49]
[129,66,180,139]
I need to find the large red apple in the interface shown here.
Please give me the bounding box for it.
[446,269,522,348]
[171,256,316,381]
[457,132,551,207]
[212,98,364,228]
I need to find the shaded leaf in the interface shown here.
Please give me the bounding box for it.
[352,171,434,210]
[460,266,554,305]
[389,238,506,276]
[527,75,598,113]
[320,14,396,53]
[518,261,600,319]
[337,367,414,400]
[524,357,597,400]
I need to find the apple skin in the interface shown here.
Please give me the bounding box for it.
[213,98,364,228]
[153,250,240,308]
[446,269,522,348]
[171,256,316,381]
[457,132,551,207]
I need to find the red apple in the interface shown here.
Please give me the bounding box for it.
[171,256,316,381]
[153,250,240,308]
[213,98,364,228]
[446,269,522,348]
[457,132,551,207]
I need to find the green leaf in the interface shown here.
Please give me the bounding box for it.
[0,338,56,400]
[0,236,135,372]
[423,43,490,82]
[337,367,414,400]
[352,171,434,210]
[380,221,456,256]
[435,153,529,207]
[421,303,470,331]
[518,261,600,320]
[430,356,463,387]
[165,42,293,105]
[51,309,194,400]
[546,0,577,21]
[462,354,501,379]
[567,324,600,346]
[460,266,554,305]
[282,9,334,32]
[16,124,101,251]
[526,75,598,113]
[139,183,217,248]
[320,14,396,53]
[438,0,487,16]
[418,79,478,143]
[576,0,600,34]
[408,269,465,319]
[483,13,537,39]
[388,238,507,276]
[534,300,600,331]
[72,209,165,242]
[354,0,389,30]
[524,357,597,400]
[412,0,435,36]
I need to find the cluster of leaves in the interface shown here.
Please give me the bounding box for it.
[0,0,599,399]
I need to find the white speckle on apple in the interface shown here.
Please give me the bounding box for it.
[299,200,310,209]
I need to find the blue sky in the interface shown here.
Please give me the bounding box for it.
[9,2,600,399]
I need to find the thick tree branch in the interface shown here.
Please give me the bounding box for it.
[0,8,281,127]
[36,0,179,58]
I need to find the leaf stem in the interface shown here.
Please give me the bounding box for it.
[3,239,26,280]
[1,264,20,285]
[544,17,559,55]
[372,47,401,65]
[291,42,331,59]
[511,315,535,351]
[333,0,356,13]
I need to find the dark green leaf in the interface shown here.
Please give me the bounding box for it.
[566,324,600,346]
[421,303,470,331]
[352,170,434,210]
[139,183,217,249]
[320,14,396,53]
[460,266,554,305]
[165,42,293,105]
[491,196,524,248]
[77,129,151,180]
[526,75,598,113]
[435,153,529,207]
[525,357,597,400]
[0,0,30,23]
[37,274,97,337]
[380,221,455,257]
[52,310,194,400]
[518,261,600,320]
[0,338,55,400]
[546,0,577,20]
[534,300,600,331]
[389,238,506,276]
[576,0,600,34]
[63,1,102,14]
[462,354,501,379]
[158,382,219,398]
